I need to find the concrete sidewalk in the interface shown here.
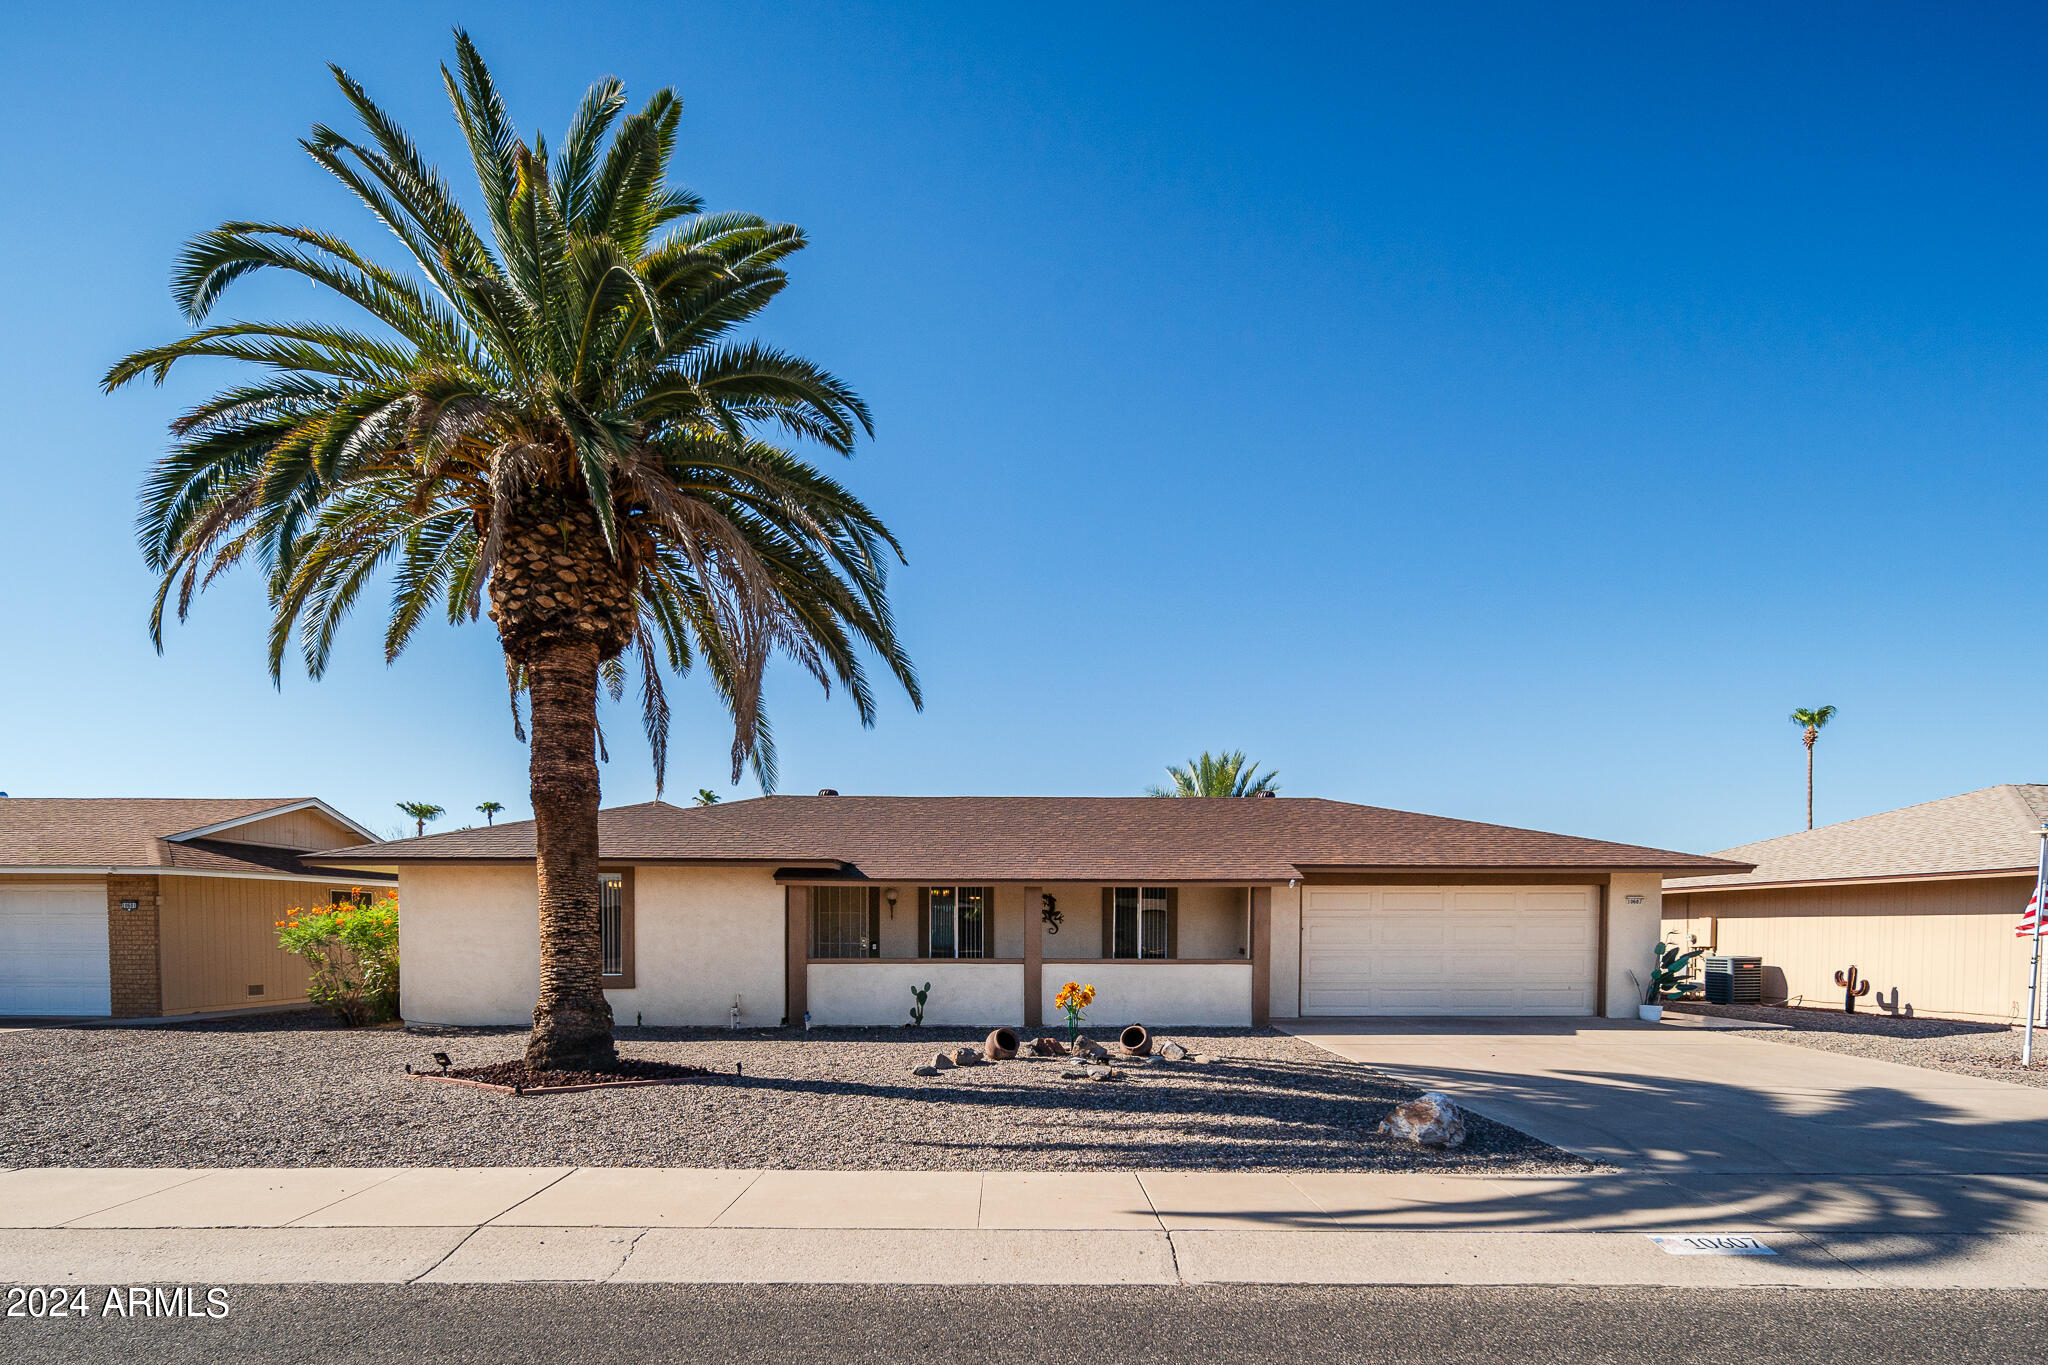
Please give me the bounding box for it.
[5,1166,2048,1288]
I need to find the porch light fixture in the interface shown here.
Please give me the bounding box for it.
[885,887,898,917]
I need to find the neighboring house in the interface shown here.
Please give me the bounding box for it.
[313,794,1745,1028]
[0,798,393,1018]
[1664,784,2048,1022]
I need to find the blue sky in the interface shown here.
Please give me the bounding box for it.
[0,2,2041,848]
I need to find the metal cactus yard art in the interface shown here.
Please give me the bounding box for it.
[1834,965,1871,1013]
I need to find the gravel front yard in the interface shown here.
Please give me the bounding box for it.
[0,1013,1589,1172]
[1669,1002,2048,1088]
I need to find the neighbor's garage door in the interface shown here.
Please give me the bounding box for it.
[0,883,112,1016]
[1301,885,1597,1015]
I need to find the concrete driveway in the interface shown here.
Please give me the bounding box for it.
[1284,1017,2048,1177]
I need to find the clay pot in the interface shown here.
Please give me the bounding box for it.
[985,1028,1020,1060]
[1119,1024,1152,1057]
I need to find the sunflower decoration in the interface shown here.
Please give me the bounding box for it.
[1054,981,1096,1045]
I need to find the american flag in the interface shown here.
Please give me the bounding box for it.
[2023,888,2042,939]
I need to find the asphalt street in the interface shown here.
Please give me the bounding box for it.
[4,1283,2042,1363]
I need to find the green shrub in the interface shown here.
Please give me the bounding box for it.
[275,892,400,1025]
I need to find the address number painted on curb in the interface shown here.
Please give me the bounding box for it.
[1648,1234,1776,1256]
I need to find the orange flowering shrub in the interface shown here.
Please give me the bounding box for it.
[1053,980,1095,1044]
[275,890,399,1025]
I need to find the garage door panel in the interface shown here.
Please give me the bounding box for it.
[0,884,112,1016]
[1445,916,1515,946]
[1300,885,1596,1017]
[1519,917,1594,947]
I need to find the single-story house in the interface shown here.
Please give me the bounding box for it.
[0,797,393,1018]
[1664,784,2047,1022]
[313,794,1746,1028]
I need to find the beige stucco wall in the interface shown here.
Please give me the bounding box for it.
[398,864,541,1026]
[1268,882,1302,1018]
[399,862,787,1027]
[1665,875,2037,1022]
[808,961,1023,1026]
[1604,873,1663,1019]
[1038,962,1252,1027]
[606,866,786,1026]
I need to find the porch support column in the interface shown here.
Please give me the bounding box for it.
[1023,884,1043,1028]
[1250,886,1272,1026]
[785,886,808,1027]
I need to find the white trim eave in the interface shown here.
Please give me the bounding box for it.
[1665,866,2036,896]
[166,798,380,846]
[0,865,395,885]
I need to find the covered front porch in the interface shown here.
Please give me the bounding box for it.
[781,878,1274,1028]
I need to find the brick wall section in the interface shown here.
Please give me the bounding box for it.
[106,875,162,1018]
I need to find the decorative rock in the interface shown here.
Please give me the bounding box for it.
[1122,1055,1153,1067]
[985,1028,1021,1061]
[1073,1036,1109,1060]
[1087,1066,1113,1080]
[951,1046,982,1067]
[1187,1054,1213,1064]
[910,1065,940,1077]
[1376,1091,1468,1149]
[1060,1068,1091,1080]
[1157,1040,1188,1061]
[1031,1037,1069,1057]
[930,1052,955,1070]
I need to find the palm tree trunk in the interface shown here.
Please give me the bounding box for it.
[523,636,616,1072]
[1806,742,1815,831]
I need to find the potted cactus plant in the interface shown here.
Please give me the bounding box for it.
[1629,942,1705,1021]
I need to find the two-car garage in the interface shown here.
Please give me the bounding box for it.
[1299,884,1599,1016]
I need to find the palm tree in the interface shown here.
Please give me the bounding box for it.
[1146,751,1280,798]
[1789,705,1838,830]
[693,789,722,806]
[397,801,446,838]
[106,33,918,1071]
[476,800,505,826]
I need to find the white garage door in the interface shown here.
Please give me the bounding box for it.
[1301,885,1597,1016]
[0,883,112,1016]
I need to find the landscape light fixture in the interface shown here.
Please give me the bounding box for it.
[431,1051,451,1074]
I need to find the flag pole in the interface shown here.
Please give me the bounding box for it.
[2027,825,2048,1068]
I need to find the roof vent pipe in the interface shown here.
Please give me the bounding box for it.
[817,788,839,797]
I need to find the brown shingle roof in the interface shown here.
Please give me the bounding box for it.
[1665,784,2048,892]
[312,795,1748,882]
[0,798,391,882]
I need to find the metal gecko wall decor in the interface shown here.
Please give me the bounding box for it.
[1041,893,1062,935]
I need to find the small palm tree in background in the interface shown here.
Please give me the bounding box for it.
[476,801,505,826]
[693,789,722,806]
[1146,751,1280,798]
[1789,705,1838,830]
[107,33,917,1070]
[397,801,446,838]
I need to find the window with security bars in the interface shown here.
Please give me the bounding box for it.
[600,874,625,976]
[810,886,877,958]
[925,886,988,959]
[1112,887,1169,959]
